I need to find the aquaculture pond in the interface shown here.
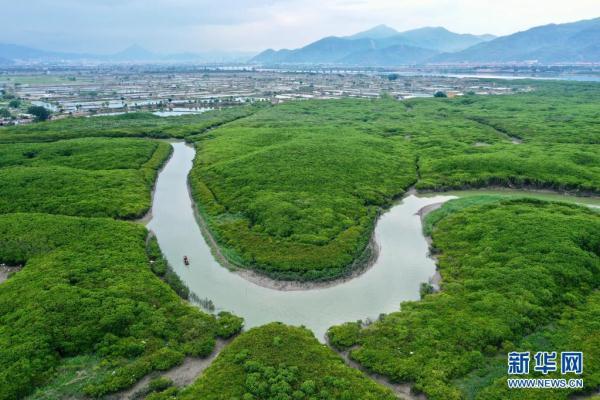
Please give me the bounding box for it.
[148,142,600,341]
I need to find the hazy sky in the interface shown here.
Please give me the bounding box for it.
[5,0,600,54]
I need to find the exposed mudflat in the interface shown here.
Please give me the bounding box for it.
[510,137,523,144]
[212,232,380,292]
[416,202,445,291]
[335,345,427,400]
[117,339,229,399]
[416,201,444,247]
[0,265,22,284]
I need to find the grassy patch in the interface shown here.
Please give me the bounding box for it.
[148,323,396,400]
[422,195,505,236]
[25,355,109,400]
[0,138,171,219]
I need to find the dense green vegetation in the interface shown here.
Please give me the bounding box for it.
[421,195,505,236]
[27,105,52,121]
[0,138,171,218]
[0,213,244,399]
[327,197,599,399]
[188,81,600,280]
[412,83,599,191]
[190,109,416,280]
[0,137,164,169]
[0,108,257,398]
[0,105,261,143]
[147,323,396,400]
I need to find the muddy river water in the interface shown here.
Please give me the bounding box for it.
[148,142,599,341]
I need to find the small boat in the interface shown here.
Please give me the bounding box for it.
[183,256,190,266]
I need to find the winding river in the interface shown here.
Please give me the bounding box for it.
[147,142,599,341]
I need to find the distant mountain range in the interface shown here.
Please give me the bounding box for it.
[0,43,254,64]
[1,17,598,66]
[0,43,90,62]
[433,18,600,63]
[252,25,495,65]
[252,17,600,66]
[353,25,496,52]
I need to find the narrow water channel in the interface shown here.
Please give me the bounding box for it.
[147,142,599,340]
[148,143,454,340]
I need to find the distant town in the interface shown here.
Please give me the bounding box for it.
[3,64,590,125]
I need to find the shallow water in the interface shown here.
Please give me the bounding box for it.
[153,107,213,117]
[423,189,600,208]
[148,142,599,341]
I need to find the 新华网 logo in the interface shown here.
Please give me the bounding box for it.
[506,351,583,390]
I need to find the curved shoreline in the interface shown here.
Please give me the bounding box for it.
[187,173,382,291]
[187,185,599,292]
[416,202,445,291]
[136,139,177,225]
[418,185,600,201]
[157,142,600,292]
[233,237,380,291]
[413,192,600,293]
